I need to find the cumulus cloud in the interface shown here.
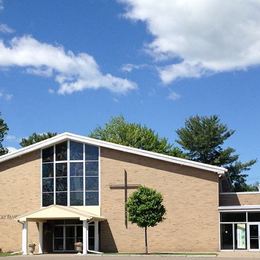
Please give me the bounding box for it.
[0,91,13,101]
[0,36,137,94]
[122,0,260,83]
[167,91,181,101]
[0,24,14,34]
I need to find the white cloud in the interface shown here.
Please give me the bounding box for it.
[6,135,20,142]
[7,146,17,153]
[121,63,148,72]
[0,24,14,34]
[122,0,260,83]
[0,91,13,101]
[0,36,137,94]
[167,91,181,101]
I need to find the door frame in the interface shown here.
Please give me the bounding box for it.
[247,222,260,251]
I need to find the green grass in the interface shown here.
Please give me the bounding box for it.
[0,252,21,257]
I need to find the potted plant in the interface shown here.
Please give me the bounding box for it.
[28,243,36,255]
[74,242,83,254]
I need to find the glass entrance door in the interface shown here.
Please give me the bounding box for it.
[248,224,260,250]
[53,224,82,252]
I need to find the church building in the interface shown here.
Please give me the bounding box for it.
[0,132,260,254]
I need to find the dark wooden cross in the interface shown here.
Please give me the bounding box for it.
[110,170,140,228]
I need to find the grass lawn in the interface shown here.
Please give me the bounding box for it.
[0,252,21,257]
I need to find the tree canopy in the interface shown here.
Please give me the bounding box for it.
[20,132,57,147]
[89,116,183,157]
[0,114,9,156]
[127,186,166,253]
[176,115,257,191]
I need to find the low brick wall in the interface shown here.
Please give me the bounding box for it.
[220,192,260,206]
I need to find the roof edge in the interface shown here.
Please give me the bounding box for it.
[0,132,227,174]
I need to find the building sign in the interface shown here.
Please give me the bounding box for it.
[237,223,246,249]
[0,215,18,220]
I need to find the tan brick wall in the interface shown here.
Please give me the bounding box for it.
[100,147,220,253]
[0,151,41,252]
[220,193,260,206]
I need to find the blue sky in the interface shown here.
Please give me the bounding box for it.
[0,0,259,184]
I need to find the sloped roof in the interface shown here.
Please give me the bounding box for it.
[17,205,105,222]
[0,132,227,174]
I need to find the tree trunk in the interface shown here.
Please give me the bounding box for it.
[144,226,148,254]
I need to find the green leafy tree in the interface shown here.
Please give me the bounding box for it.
[0,113,9,155]
[90,116,183,157]
[176,115,256,191]
[127,186,166,254]
[20,132,57,147]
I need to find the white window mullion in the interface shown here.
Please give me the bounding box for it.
[83,144,86,206]
[67,140,70,206]
[54,145,56,205]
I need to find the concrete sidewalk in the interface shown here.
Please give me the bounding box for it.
[6,253,260,260]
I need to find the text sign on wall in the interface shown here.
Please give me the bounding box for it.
[0,215,19,220]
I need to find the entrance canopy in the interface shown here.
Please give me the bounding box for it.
[17,205,106,222]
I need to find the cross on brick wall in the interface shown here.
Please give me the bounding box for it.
[110,170,140,228]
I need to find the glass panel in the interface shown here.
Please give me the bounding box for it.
[56,192,67,206]
[65,219,81,225]
[76,226,82,239]
[89,225,94,238]
[248,212,260,222]
[42,163,53,177]
[88,238,94,250]
[85,191,99,205]
[42,193,54,206]
[235,224,247,250]
[70,192,83,206]
[54,238,64,251]
[54,226,64,237]
[70,177,83,191]
[86,177,98,190]
[70,162,83,177]
[85,162,98,176]
[56,163,67,177]
[65,238,75,251]
[250,225,259,249]
[42,147,54,162]
[66,226,75,237]
[85,144,98,160]
[70,141,83,160]
[221,224,233,250]
[42,178,54,192]
[221,212,246,222]
[56,178,67,191]
[56,141,67,161]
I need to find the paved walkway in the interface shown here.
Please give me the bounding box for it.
[6,253,260,260]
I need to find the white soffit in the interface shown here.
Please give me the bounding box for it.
[0,132,227,174]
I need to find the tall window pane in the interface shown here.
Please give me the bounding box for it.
[56,163,67,177]
[85,144,98,160]
[42,179,54,192]
[70,163,83,176]
[42,163,53,178]
[86,192,99,205]
[70,192,83,206]
[42,147,54,162]
[56,192,67,206]
[56,141,67,161]
[42,193,54,206]
[70,141,83,160]
[86,162,98,176]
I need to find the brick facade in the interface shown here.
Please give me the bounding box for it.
[0,145,220,253]
[100,147,219,252]
[220,193,260,206]
[0,151,41,252]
